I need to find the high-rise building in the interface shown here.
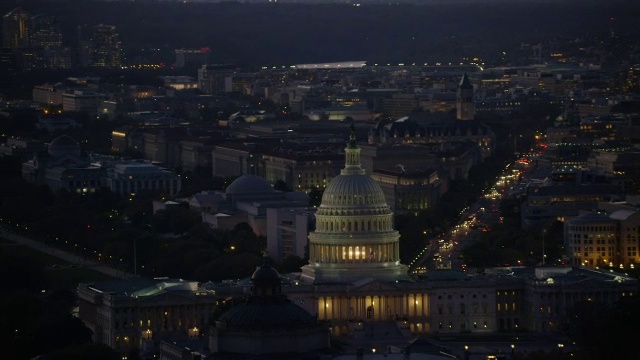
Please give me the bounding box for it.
[29,14,70,69]
[29,14,62,48]
[91,24,121,68]
[2,7,31,49]
[78,24,121,68]
[197,64,235,94]
[174,48,210,69]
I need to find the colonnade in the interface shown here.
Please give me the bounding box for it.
[316,293,428,321]
[309,242,399,263]
[316,217,393,232]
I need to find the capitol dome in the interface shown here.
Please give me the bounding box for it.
[225,175,275,195]
[47,135,81,157]
[301,125,408,284]
[319,174,387,208]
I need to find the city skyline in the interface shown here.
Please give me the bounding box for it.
[1,0,640,359]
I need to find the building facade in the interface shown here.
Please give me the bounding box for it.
[266,207,316,262]
[370,168,447,215]
[77,278,217,355]
[102,163,181,196]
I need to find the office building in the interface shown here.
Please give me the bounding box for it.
[79,24,121,68]
[266,207,316,262]
[197,64,235,95]
[2,7,30,49]
[174,48,210,69]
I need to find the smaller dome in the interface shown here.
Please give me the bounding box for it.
[251,263,281,282]
[216,298,317,330]
[48,135,81,157]
[226,175,275,195]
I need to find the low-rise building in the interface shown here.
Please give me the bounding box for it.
[32,83,65,106]
[77,278,217,356]
[370,168,447,215]
[62,90,108,113]
[266,207,316,261]
[22,135,182,196]
[186,175,310,237]
[0,137,45,160]
[102,162,181,196]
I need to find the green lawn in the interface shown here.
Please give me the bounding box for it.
[1,243,116,290]
[1,243,63,266]
[46,267,115,290]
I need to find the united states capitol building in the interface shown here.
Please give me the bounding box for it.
[280,127,638,337]
[77,129,638,358]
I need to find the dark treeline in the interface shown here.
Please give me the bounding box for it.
[2,0,638,67]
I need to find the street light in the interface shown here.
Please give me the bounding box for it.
[464,345,469,360]
[542,229,546,265]
[511,344,515,359]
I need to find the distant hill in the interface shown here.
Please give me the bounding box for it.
[1,0,638,66]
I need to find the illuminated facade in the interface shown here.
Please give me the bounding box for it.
[32,84,65,106]
[370,168,447,215]
[29,14,70,69]
[565,209,640,269]
[565,212,618,268]
[300,128,409,284]
[62,90,109,113]
[197,64,235,94]
[77,278,216,355]
[262,152,343,192]
[83,24,121,68]
[2,7,30,49]
[370,75,494,159]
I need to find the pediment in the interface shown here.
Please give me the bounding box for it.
[553,277,634,291]
[350,278,401,293]
[134,291,210,306]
